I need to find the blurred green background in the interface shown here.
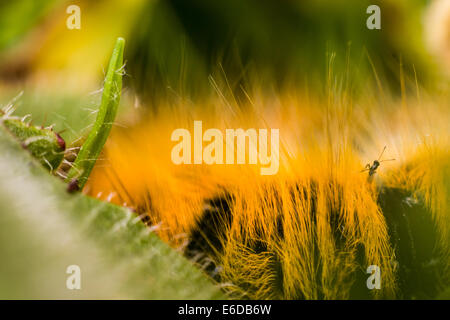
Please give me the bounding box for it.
[0,0,447,125]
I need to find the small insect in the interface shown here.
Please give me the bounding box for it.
[362,146,395,176]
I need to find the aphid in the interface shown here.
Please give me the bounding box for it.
[362,146,395,176]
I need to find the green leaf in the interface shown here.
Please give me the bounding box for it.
[0,125,225,299]
[66,37,125,190]
[1,117,65,172]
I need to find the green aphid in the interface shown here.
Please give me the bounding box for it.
[1,116,65,172]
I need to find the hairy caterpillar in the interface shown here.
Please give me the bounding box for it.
[85,93,449,299]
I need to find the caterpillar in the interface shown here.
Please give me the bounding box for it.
[84,92,450,300]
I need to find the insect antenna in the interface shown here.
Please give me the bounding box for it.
[377,145,387,161]
[379,158,395,163]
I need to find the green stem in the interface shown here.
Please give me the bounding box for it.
[66,37,125,191]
